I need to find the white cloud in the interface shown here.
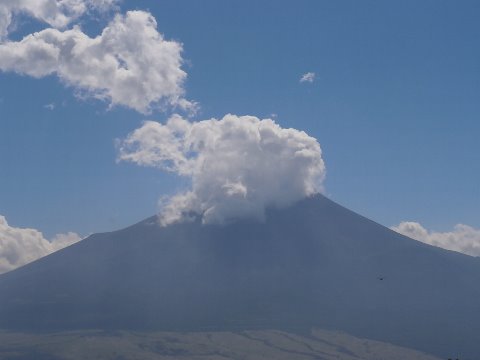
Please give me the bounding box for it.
[118,114,326,225]
[0,10,194,114]
[0,215,82,274]
[0,0,118,40]
[391,221,480,257]
[300,72,315,83]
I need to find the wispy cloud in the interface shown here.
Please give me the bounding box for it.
[0,215,82,274]
[0,0,119,40]
[391,221,480,257]
[300,72,315,83]
[118,114,326,225]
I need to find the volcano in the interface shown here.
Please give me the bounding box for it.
[0,194,479,358]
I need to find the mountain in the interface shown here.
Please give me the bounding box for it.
[0,194,479,359]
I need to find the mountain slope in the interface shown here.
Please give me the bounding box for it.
[0,195,478,358]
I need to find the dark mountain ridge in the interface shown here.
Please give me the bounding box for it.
[0,194,479,358]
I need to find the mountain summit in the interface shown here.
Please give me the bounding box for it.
[0,194,479,358]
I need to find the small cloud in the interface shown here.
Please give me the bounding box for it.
[300,72,315,83]
[391,221,480,257]
[0,215,82,274]
[44,103,55,110]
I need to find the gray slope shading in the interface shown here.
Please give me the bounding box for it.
[0,195,478,359]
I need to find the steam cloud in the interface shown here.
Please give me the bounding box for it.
[392,221,480,257]
[0,215,82,274]
[0,9,193,113]
[118,114,326,225]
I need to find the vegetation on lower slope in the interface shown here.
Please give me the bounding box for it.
[0,328,440,360]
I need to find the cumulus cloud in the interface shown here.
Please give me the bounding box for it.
[300,72,315,83]
[0,0,118,40]
[391,221,480,257]
[0,215,82,274]
[118,114,326,225]
[0,10,193,113]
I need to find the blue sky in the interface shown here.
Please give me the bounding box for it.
[0,0,479,242]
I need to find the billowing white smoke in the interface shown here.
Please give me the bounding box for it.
[118,114,326,225]
[0,215,82,274]
[0,10,193,113]
[391,221,480,257]
[0,0,118,40]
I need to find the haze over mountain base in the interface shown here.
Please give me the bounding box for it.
[0,195,478,359]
